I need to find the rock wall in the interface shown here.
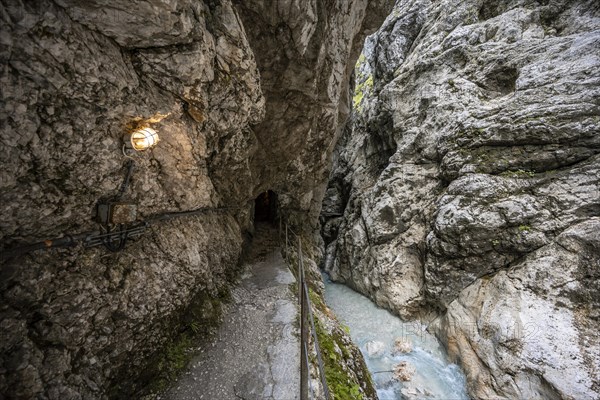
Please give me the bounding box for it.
[322,0,600,398]
[231,0,393,226]
[0,0,392,398]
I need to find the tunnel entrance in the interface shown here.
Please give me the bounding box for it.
[254,190,278,224]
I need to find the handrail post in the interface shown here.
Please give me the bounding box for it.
[299,237,308,400]
[298,236,302,304]
[285,224,288,259]
[304,283,330,400]
[290,228,329,400]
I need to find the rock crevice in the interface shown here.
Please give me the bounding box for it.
[0,0,392,398]
[322,0,600,398]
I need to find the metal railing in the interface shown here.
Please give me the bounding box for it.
[280,219,330,400]
[1,206,241,262]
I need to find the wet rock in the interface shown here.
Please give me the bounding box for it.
[364,340,385,358]
[0,0,393,397]
[393,337,412,354]
[393,361,415,382]
[401,385,434,399]
[322,0,600,399]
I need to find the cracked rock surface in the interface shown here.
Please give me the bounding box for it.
[322,0,600,398]
[0,0,392,397]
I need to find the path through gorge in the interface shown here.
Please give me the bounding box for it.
[1,1,598,399]
[164,224,299,400]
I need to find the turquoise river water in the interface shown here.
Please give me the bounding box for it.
[323,275,469,400]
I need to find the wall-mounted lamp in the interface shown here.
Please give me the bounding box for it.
[124,127,160,152]
[93,120,165,251]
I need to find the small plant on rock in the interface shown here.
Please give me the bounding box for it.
[518,225,531,232]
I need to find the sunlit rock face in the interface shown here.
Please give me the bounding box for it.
[0,0,392,397]
[323,0,600,398]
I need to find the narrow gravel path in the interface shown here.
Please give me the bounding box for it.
[163,226,300,400]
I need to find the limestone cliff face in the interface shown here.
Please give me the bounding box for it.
[231,0,393,225]
[323,0,600,398]
[0,0,391,398]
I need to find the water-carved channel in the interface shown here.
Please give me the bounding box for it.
[323,275,469,400]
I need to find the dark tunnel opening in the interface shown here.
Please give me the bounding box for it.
[254,190,278,224]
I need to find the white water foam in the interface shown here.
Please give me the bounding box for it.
[323,275,469,400]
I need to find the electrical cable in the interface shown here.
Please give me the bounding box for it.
[116,160,135,200]
[101,223,129,252]
[0,206,241,261]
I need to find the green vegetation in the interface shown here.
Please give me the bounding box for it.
[308,287,326,311]
[155,333,194,385]
[341,323,351,335]
[314,318,364,400]
[190,321,202,335]
[518,225,531,232]
[354,53,367,82]
[141,291,229,396]
[353,75,373,111]
[356,53,366,67]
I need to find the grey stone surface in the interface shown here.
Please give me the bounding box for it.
[0,0,393,398]
[322,0,600,398]
[163,246,299,400]
[230,0,394,226]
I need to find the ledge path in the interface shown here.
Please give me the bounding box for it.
[164,226,300,400]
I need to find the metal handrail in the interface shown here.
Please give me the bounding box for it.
[280,218,330,400]
[1,206,241,261]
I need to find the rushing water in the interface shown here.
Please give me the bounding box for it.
[323,275,469,400]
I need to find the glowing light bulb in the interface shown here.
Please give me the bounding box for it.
[126,127,159,151]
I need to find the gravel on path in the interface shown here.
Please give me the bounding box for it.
[163,231,300,400]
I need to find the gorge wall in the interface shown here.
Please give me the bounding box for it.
[322,0,600,398]
[0,0,392,398]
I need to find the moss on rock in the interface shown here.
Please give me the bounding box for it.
[128,288,230,398]
[314,317,374,400]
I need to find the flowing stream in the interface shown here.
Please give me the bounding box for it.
[323,275,469,400]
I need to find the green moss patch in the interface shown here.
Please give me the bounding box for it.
[353,75,373,111]
[314,318,364,400]
[129,290,230,398]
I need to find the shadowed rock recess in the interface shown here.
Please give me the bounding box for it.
[322,0,600,399]
[0,0,392,398]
